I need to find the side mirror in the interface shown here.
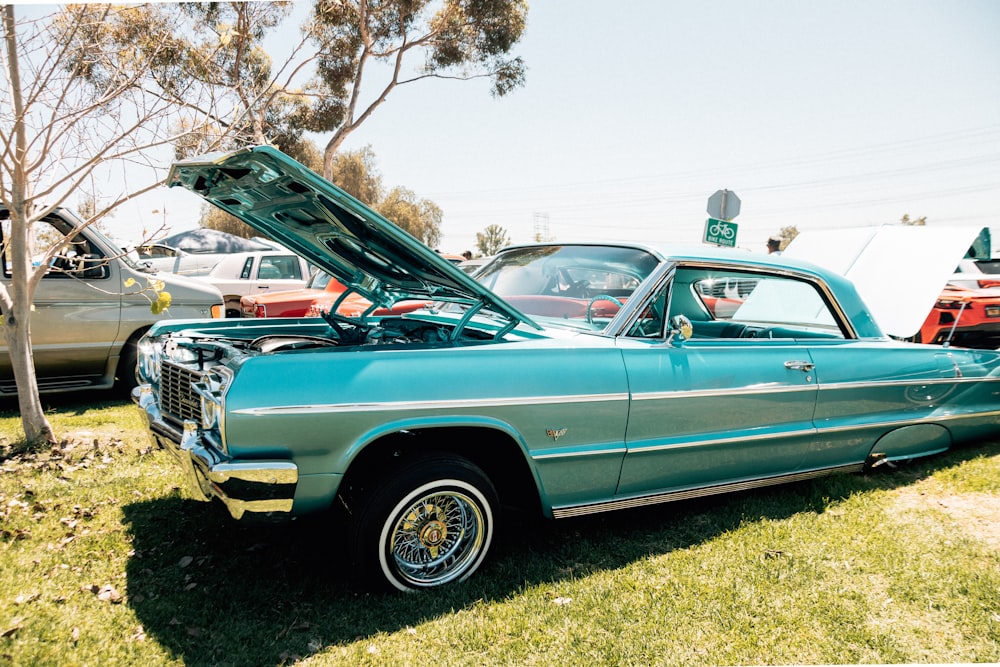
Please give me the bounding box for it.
[668,314,693,343]
[78,254,108,279]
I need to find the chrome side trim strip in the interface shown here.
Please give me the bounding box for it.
[623,427,818,455]
[633,384,817,401]
[817,376,1000,391]
[633,375,999,402]
[552,463,863,519]
[813,407,1000,434]
[533,445,628,461]
[233,392,630,416]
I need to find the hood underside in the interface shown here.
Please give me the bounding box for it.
[168,146,535,328]
[783,225,983,338]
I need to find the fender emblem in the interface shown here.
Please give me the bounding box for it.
[546,428,568,441]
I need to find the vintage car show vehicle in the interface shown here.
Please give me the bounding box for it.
[240,269,342,318]
[913,259,1000,349]
[242,270,426,319]
[134,147,1000,591]
[193,249,312,318]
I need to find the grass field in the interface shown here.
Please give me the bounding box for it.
[1,394,998,666]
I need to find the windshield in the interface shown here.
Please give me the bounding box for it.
[473,245,661,332]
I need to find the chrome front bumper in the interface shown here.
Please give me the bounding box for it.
[133,385,298,519]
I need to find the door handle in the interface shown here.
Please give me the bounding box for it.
[784,360,815,372]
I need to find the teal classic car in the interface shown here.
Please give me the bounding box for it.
[135,146,1000,591]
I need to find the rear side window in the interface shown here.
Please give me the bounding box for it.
[258,256,301,280]
[239,257,254,280]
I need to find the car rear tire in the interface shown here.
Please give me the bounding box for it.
[350,454,498,592]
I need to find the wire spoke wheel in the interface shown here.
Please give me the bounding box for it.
[387,489,486,587]
[354,455,498,591]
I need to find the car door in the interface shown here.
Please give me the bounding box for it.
[248,254,306,296]
[615,264,849,497]
[0,215,121,390]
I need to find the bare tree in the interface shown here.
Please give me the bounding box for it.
[0,6,227,445]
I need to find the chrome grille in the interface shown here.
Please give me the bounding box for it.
[159,361,204,425]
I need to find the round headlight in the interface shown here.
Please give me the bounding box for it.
[137,337,161,383]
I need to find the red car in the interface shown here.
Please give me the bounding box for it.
[241,270,341,318]
[242,271,424,318]
[917,264,1000,347]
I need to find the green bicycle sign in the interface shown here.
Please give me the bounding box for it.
[704,218,738,247]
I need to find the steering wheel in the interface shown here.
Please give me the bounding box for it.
[586,294,624,324]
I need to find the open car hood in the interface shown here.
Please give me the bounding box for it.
[168,146,536,328]
[782,225,983,339]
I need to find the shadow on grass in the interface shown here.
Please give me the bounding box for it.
[0,390,132,420]
[121,438,1000,665]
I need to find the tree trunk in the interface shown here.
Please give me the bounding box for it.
[3,308,55,446]
[3,5,56,447]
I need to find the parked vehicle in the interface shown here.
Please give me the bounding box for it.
[1,206,223,396]
[915,260,1000,348]
[193,250,312,317]
[457,256,492,274]
[240,270,338,318]
[135,147,1000,591]
[784,228,1000,350]
[138,230,279,277]
[241,271,424,319]
[136,243,224,277]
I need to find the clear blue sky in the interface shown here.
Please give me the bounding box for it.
[111,1,1000,254]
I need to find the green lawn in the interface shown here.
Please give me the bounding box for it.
[1,395,998,666]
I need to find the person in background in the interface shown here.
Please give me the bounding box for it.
[767,236,782,254]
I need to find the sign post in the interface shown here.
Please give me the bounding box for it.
[704,189,741,247]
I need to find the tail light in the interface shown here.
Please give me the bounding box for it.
[254,303,267,318]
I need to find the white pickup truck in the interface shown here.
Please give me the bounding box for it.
[192,250,312,317]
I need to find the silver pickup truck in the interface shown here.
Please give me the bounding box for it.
[0,207,224,396]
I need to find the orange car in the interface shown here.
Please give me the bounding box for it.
[917,280,1000,348]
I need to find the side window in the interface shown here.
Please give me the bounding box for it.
[628,266,846,340]
[2,216,107,279]
[675,267,845,340]
[239,257,255,280]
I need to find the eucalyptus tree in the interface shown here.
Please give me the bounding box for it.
[297,0,528,179]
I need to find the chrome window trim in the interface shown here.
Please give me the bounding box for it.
[614,259,858,341]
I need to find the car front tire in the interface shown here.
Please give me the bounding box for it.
[351,455,498,592]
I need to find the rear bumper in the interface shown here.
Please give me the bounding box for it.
[133,385,298,519]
